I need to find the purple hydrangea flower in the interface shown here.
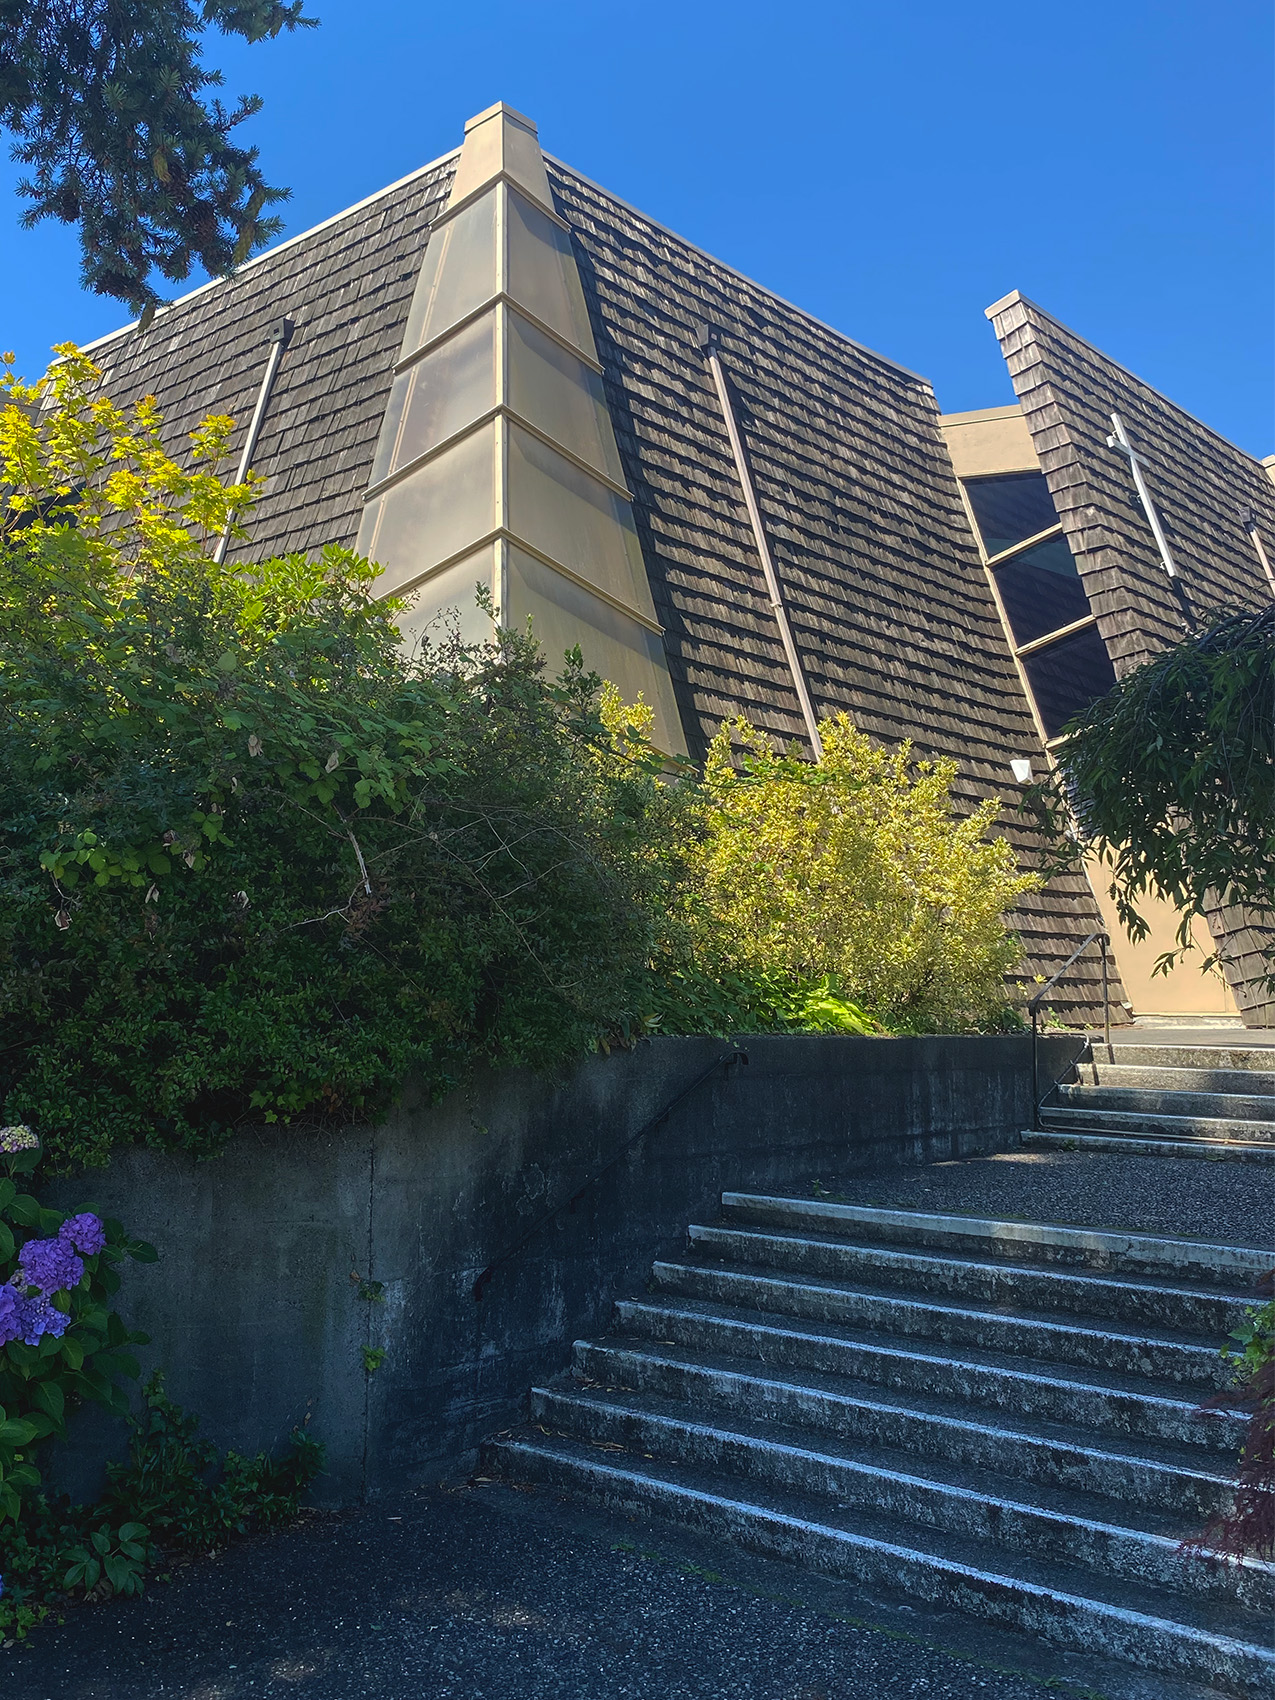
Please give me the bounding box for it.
[0,1124,38,1155]
[17,1235,84,1297]
[12,1289,70,1344]
[0,1280,21,1347]
[58,1212,106,1257]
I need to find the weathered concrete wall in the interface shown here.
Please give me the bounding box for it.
[42,1033,1080,1505]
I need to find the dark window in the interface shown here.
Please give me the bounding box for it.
[992,533,1091,647]
[966,472,1059,556]
[1022,624,1117,739]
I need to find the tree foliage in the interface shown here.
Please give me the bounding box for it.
[1031,605,1275,968]
[671,718,1037,1035]
[0,0,314,308]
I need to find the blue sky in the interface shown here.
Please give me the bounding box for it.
[1,0,1270,453]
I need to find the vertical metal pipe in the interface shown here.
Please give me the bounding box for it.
[1106,413,1178,580]
[212,318,292,566]
[699,329,824,760]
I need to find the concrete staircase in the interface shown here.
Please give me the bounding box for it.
[485,1193,1275,1696]
[1027,1043,1275,1162]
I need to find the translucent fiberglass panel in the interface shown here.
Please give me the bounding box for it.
[505,188,595,356]
[1023,623,1116,739]
[992,534,1091,648]
[507,424,652,616]
[507,311,624,486]
[396,547,497,654]
[966,473,1059,557]
[506,546,685,755]
[360,422,495,595]
[370,313,496,487]
[400,192,497,355]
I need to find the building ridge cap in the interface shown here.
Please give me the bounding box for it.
[79,145,463,356]
[986,288,1269,468]
[543,153,930,387]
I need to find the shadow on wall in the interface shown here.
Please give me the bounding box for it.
[41,1032,1082,1506]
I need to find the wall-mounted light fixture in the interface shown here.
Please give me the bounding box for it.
[1010,758,1033,784]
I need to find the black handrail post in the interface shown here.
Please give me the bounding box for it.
[1101,932,1112,1060]
[1027,927,1107,1126]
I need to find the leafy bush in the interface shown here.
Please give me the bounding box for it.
[0,1374,322,1640]
[0,1125,154,1524]
[1183,1278,1274,1564]
[0,348,688,1170]
[0,349,1041,1180]
[0,1126,320,1638]
[672,717,1037,1034]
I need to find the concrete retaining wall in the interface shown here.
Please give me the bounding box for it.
[42,1032,1081,1504]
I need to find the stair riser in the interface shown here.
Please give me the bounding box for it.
[1059,1085,1275,1121]
[682,1227,1250,1336]
[530,1389,1264,1611]
[1039,1107,1275,1143]
[1023,1130,1275,1164]
[609,1306,1245,1453]
[1081,1064,1275,1097]
[653,1263,1231,1389]
[488,1442,1274,1696]
[720,1196,1273,1285]
[571,1345,1239,1521]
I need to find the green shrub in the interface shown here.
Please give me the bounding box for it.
[672,717,1037,1034]
[0,349,687,1170]
[0,1374,322,1639]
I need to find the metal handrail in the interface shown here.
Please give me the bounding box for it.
[1029,930,1111,1128]
[472,1044,748,1301]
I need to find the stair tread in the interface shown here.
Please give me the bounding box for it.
[614,1293,1246,1413]
[1040,1105,1275,1136]
[656,1257,1235,1361]
[721,1193,1275,1267]
[531,1378,1246,1549]
[1023,1128,1275,1160]
[581,1329,1246,1471]
[683,1223,1262,1308]
[495,1431,1275,1650]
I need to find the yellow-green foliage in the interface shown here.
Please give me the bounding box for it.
[683,716,1038,1034]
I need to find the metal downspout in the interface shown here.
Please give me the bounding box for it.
[697,326,824,760]
[212,317,293,565]
[1106,412,1178,580]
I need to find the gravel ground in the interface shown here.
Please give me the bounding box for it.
[817,1148,1274,1252]
[2,1477,1149,1700]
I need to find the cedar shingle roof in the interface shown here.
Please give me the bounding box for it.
[80,151,1116,1019]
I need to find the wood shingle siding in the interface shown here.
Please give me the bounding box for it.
[74,156,1117,1023]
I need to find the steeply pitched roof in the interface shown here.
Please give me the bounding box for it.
[79,146,1113,1015]
[988,290,1275,672]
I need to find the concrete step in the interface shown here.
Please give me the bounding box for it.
[527,1382,1271,1612]
[682,1222,1257,1335]
[489,1434,1275,1695]
[719,1194,1274,1285]
[1081,1061,1275,1097]
[650,1259,1235,1388]
[1038,1105,1275,1144]
[603,1303,1248,1452]
[1023,1127,1275,1163]
[1100,1044,1275,1074]
[1058,1083,1275,1122]
[719,1195,1273,1285]
[568,1335,1242,1521]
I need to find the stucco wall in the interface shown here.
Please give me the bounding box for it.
[42,1032,1080,1505]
